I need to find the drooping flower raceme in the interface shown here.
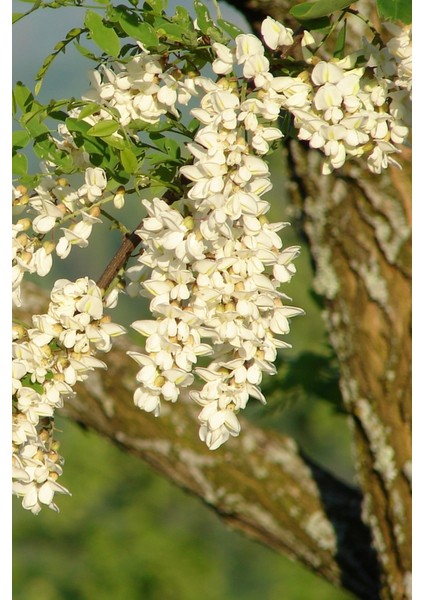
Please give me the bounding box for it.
[269,22,412,174]
[126,43,304,449]
[12,278,125,513]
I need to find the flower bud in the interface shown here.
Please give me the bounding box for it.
[16,233,29,247]
[42,240,56,255]
[39,429,50,443]
[183,215,194,230]
[89,205,101,218]
[16,185,28,196]
[12,324,26,340]
[48,451,59,463]
[19,250,33,265]
[114,187,125,209]
[17,218,32,231]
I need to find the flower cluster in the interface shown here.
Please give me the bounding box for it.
[126,33,304,449]
[259,18,412,174]
[77,17,411,175]
[81,48,197,127]
[12,277,125,513]
[12,167,108,307]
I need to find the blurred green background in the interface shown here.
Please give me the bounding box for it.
[13,2,356,598]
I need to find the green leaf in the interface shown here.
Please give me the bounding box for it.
[73,42,99,60]
[217,18,244,39]
[377,0,411,23]
[172,5,191,26]
[289,0,354,20]
[101,135,127,150]
[120,147,139,173]
[87,120,120,137]
[131,118,174,132]
[33,136,74,170]
[47,110,69,122]
[154,17,185,42]
[150,134,180,158]
[34,27,84,95]
[21,114,49,138]
[65,117,94,137]
[187,118,200,134]
[334,19,347,58]
[12,130,30,150]
[84,10,121,57]
[144,0,167,13]
[12,153,28,176]
[76,103,103,121]
[13,82,34,113]
[12,0,41,23]
[12,13,25,23]
[65,117,109,155]
[117,7,159,47]
[193,0,213,33]
[296,16,331,32]
[19,376,44,395]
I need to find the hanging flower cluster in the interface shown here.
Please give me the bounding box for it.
[76,17,411,175]
[12,278,125,513]
[125,33,305,449]
[81,47,197,126]
[12,167,108,307]
[282,20,412,174]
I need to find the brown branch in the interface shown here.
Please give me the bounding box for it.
[96,223,143,292]
[96,189,181,292]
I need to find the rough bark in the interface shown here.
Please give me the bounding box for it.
[216,2,412,594]
[285,143,412,600]
[16,283,380,600]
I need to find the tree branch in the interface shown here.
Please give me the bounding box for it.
[16,282,380,599]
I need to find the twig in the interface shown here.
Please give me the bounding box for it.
[96,189,180,292]
[96,224,143,292]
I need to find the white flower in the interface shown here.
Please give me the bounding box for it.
[212,43,234,75]
[56,212,101,258]
[31,198,63,234]
[261,17,294,50]
[78,167,107,203]
[311,61,344,85]
[236,34,265,64]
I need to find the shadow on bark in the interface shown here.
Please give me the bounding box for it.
[304,454,381,598]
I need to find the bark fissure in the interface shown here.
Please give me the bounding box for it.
[286,139,411,599]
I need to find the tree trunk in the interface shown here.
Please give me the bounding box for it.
[216,1,412,592]
[285,142,412,599]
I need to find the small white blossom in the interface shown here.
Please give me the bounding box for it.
[261,17,294,50]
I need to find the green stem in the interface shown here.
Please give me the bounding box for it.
[100,208,130,235]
